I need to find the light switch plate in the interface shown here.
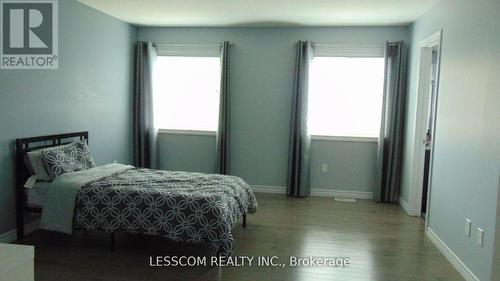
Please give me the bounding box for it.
[465,218,471,237]
[321,164,328,173]
[477,228,484,246]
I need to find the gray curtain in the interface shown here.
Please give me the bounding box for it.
[376,41,408,202]
[287,41,312,197]
[133,41,158,168]
[216,41,230,174]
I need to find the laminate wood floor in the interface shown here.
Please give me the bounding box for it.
[16,193,463,281]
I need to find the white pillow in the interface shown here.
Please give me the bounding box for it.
[26,144,71,181]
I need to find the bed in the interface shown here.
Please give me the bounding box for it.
[16,132,257,256]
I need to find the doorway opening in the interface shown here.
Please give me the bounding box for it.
[408,30,442,228]
[420,47,439,220]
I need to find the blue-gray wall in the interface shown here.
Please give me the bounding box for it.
[401,0,500,279]
[158,133,216,174]
[158,133,378,193]
[311,140,377,192]
[139,26,408,193]
[0,1,136,234]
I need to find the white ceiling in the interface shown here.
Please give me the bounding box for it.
[78,0,439,27]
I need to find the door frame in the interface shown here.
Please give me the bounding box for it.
[408,30,443,228]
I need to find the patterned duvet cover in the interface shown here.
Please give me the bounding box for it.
[72,169,258,256]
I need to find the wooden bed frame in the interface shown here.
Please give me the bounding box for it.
[15,131,246,252]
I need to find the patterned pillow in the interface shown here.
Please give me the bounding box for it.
[42,141,96,179]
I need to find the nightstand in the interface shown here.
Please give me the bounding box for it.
[0,243,34,281]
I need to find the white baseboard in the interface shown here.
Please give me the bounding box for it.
[426,227,479,281]
[399,196,410,215]
[0,220,40,243]
[251,185,373,199]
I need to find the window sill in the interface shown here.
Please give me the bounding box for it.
[311,135,378,143]
[158,129,216,136]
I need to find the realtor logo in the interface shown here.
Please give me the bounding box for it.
[1,0,58,69]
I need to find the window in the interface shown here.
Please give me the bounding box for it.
[153,56,221,132]
[308,55,385,138]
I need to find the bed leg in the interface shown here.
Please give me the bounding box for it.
[216,250,222,277]
[110,232,115,252]
[243,214,247,228]
[16,191,24,240]
[83,230,88,249]
[16,217,24,240]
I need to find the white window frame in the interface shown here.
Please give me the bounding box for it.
[158,129,217,136]
[308,44,385,142]
[311,135,378,143]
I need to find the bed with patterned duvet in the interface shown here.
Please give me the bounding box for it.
[37,143,257,256]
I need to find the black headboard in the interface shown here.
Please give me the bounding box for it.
[15,131,88,239]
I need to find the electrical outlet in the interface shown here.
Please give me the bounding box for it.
[321,164,328,173]
[477,228,484,246]
[465,218,471,237]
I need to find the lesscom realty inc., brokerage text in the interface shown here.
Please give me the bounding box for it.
[149,255,352,268]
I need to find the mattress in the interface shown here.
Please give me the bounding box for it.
[26,181,51,207]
